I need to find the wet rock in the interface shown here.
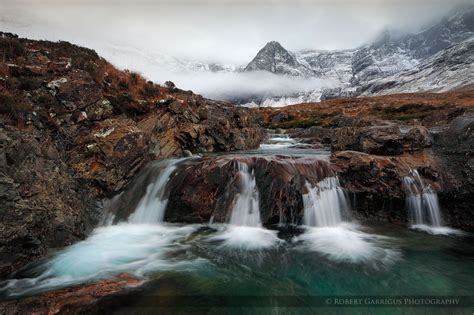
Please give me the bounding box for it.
[332,124,416,155]
[330,150,472,229]
[432,111,474,230]
[0,273,142,314]
[107,156,336,226]
[290,126,334,145]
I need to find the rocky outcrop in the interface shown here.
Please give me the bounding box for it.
[0,32,264,277]
[432,111,474,230]
[105,156,336,226]
[332,123,432,155]
[331,151,441,223]
[0,273,142,314]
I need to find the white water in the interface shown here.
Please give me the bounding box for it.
[296,222,400,266]
[0,224,206,297]
[402,170,461,235]
[209,161,281,250]
[207,225,282,251]
[0,158,205,297]
[259,133,297,150]
[303,178,349,227]
[229,162,261,227]
[128,158,186,224]
[298,177,399,265]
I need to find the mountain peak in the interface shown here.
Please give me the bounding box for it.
[244,41,314,76]
[262,41,285,50]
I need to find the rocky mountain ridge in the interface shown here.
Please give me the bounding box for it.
[235,7,474,105]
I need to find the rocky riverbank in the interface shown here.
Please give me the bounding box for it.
[0,32,264,277]
[256,91,474,230]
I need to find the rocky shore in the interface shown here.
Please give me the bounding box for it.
[0,32,263,277]
[257,91,474,230]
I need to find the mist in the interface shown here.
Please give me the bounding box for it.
[0,0,471,102]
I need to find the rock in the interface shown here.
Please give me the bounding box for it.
[0,273,142,314]
[432,111,474,230]
[46,77,68,95]
[331,150,440,224]
[359,126,404,155]
[332,124,405,155]
[164,81,177,91]
[0,32,265,278]
[105,156,336,226]
[290,126,334,145]
[86,99,114,121]
[403,126,432,151]
[271,112,288,124]
[182,150,193,157]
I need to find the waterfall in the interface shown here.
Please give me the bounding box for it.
[259,132,297,150]
[303,177,350,227]
[229,162,262,227]
[402,170,442,227]
[127,158,185,224]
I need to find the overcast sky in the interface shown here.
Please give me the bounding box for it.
[0,0,471,65]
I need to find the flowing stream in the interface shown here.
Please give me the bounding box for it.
[403,169,462,235]
[0,134,471,309]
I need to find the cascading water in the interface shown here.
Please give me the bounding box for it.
[298,176,399,265]
[302,177,350,227]
[229,162,262,227]
[0,158,206,297]
[402,169,461,235]
[402,170,442,227]
[127,158,185,224]
[259,132,297,150]
[208,161,281,250]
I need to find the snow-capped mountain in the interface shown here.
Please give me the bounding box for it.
[243,41,315,77]
[88,6,474,107]
[358,36,474,96]
[240,6,474,106]
[351,8,474,83]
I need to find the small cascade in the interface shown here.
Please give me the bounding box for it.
[402,170,442,227]
[127,158,185,224]
[229,162,262,227]
[303,177,350,227]
[259,132,297,150]
[298,177,398,265]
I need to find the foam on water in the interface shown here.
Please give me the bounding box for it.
[207,225,282,250]
[295,223,400,266]
[0,224,205,297]
[411,224,465,236]
[298,177,399,265]
[258,133,297,150]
